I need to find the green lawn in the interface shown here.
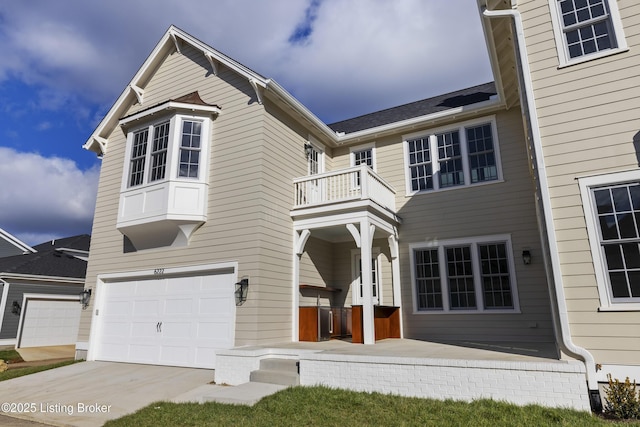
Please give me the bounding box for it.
[104,386,638,427]
[0,349,23,364]
[0,360,78,381]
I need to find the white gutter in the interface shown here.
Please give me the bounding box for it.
[0,273,85,285]
[481,7,598,392]
[266,78,504,147]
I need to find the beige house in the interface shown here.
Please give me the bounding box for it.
[77,0,638,411]
[480,0,640,408]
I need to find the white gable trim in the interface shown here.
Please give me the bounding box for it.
[84,26,505,157]
[0,228,35,254]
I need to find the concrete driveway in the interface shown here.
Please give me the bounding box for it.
[0,361,215,427]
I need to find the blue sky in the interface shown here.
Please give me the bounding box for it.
[0,0,492,246]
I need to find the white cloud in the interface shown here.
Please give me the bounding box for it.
[0,0,491,121]
[0,147,99,245]
[0,0,493,243]
[36,121,52,131]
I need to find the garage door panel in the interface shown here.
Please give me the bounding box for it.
[135,280,166,296]
[199,297,232,315]
[19,300,81,348]
[164,298,193,315]
[132,299,161,316]
[130,320,159,338]
[95,272,235,369]
[162,321,192,338]
[167,276,199,293]
[130,343,160,363]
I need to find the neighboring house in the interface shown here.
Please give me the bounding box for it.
[0,235,89,347]
[479,0,640,405]
[78,0,638,411]
[0,228,34,258]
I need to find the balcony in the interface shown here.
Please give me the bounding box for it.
[292,166,397,215]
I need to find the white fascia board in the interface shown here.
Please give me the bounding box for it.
[0,273,85,285]
[119,100,221,126]
[336,98,503,145]
[84,26,267,156]
[265,79,339,143]
[0,228,35,254]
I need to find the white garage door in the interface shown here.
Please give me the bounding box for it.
[95,272,235,369]
[19,299,81,348]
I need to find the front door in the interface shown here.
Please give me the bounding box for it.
[353,252,380,305]
[307,143,325,203]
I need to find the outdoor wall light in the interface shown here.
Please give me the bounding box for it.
[235,278,249,306]
[80,289,92,309]
[304,142,313,159]
[11,300,20,316]
[522,250,532,265]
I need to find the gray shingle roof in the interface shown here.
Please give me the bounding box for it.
[0,234,90,279]
[328,82,497,134]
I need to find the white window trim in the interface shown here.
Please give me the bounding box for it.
[548,0,628,68]
[351,248,382,306]
[579,169,640,311]
[349,142,376,171]
[306,138,325,176]
[409,234,520,314]
[120,112,212,192]
[402,116,503,196]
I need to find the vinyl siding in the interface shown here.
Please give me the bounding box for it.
[519,0,640,364]
[80,43,295,346]
[333,108,556,343]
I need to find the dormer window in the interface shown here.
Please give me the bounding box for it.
[116,92,221,250]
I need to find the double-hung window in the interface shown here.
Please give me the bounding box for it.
[411,235,519,313]
[350,143,375,186]
[116,93,220,250]
[549,0,627,66]
[125,115,208,188]
[580,171,640,309]
[405,119,501,194]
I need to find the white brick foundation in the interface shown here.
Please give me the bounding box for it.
[299,353,590,411]
[215,347,310,386]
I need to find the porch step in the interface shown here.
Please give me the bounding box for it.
[249,358,300,386]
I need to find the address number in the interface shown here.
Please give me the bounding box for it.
[153,268,165,275]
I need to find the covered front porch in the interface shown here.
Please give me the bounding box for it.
[214,338,589,411]
[291,165,402,345]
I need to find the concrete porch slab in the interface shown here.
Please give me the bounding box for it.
[16,345,75,362]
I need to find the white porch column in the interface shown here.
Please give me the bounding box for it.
[388,233,403,338]
[360,219,375,345]
[293,229,311,342]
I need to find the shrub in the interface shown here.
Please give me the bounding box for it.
[603,374,640,420]
[0,360,6,373]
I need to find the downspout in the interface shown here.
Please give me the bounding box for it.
[482,7,601,412]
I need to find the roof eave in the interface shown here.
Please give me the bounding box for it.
[264,80,341,146]
[0,273,86,284]
[336,97,505,144]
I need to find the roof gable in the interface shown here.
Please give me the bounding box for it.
[83,26,272,156]
[0,228,35,258]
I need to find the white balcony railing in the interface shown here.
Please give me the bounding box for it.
[293,165,396,211]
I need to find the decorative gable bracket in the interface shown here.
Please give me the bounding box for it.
[249,78,265,105]
[92,136,108,156]
[130,84,145,105]
[205,53,219,76]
